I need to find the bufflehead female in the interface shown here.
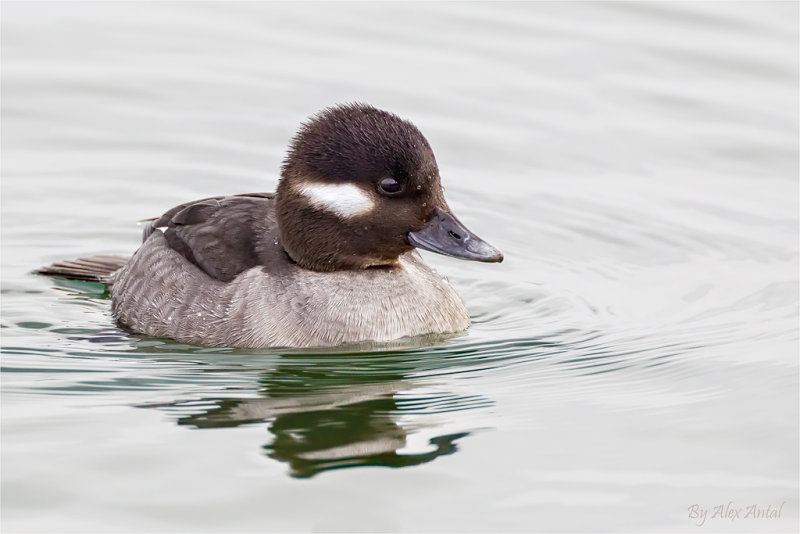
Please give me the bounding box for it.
[40,104,502,348]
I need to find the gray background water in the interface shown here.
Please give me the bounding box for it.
[1,2,798,532]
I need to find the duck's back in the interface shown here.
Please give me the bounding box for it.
[111,194,470,348]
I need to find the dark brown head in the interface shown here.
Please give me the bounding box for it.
[276,103,502,271]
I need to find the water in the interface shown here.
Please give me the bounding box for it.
[1,2,798,532]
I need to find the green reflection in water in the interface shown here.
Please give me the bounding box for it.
[33,277,492,478]
[172,359,485,478]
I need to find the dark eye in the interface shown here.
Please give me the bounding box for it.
[377,176,403,196]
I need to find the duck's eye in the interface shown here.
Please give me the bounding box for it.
[377,176,403,196]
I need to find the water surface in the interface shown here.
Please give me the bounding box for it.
[2,2,798,532]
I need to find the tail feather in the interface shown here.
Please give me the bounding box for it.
[36,255,129,283]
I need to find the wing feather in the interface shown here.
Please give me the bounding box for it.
[143,193,276,282]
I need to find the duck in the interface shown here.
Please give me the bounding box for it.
[39,104,503,348]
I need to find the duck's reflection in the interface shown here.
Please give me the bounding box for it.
[43,278,487,478]
[171,360,481,478]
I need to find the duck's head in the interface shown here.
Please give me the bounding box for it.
[276,103,503,272]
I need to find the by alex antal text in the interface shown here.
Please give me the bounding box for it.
[687,501,785,526]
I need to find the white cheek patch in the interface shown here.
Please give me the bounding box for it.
[298,182,375,218]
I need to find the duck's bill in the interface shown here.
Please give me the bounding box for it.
[407,207,503,263]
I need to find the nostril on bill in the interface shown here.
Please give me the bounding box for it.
[448,230,462,240]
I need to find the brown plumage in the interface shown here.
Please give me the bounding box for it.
[37,104,502,348]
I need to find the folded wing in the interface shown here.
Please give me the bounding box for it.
[142,192,277,282]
